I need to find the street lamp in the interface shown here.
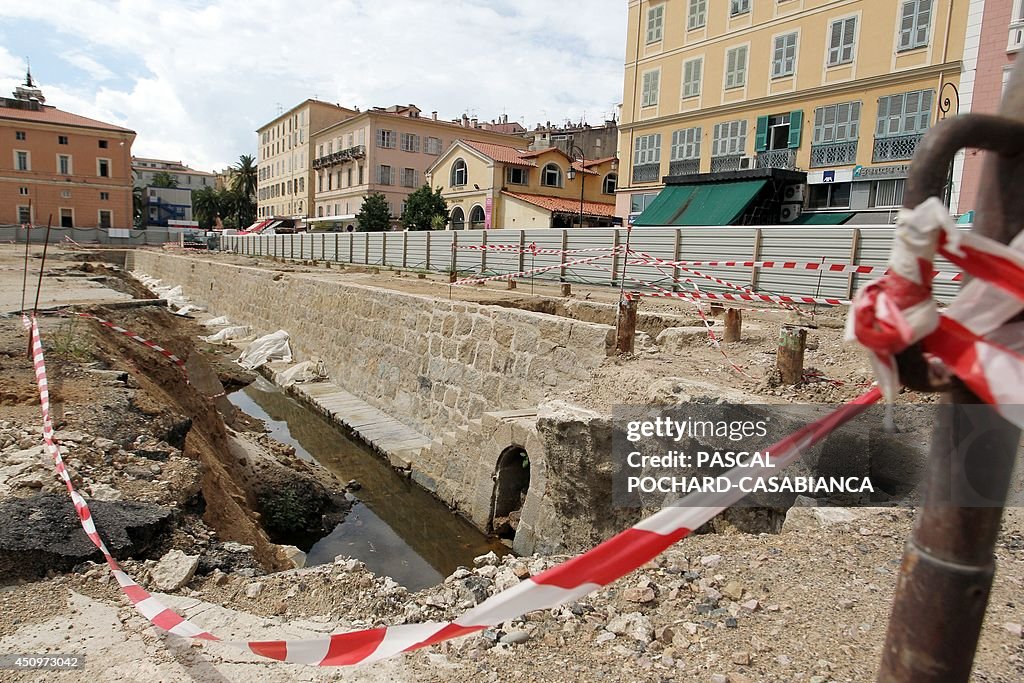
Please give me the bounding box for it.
[938,81,960,208]
[565,142,585,228]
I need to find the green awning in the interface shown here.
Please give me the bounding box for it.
[634,179,768,226]
[790,212,853,225]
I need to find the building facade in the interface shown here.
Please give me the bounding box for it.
[619,0,969,224]
[132,157,215,190]
[427,140,618,229]
[527,120,619,162]
[309,105,526,230]
[256,100,357,222]
[954,0,1020,215]
[0,71,135,229]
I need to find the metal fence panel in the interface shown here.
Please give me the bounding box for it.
[758,226,856,299]
[429,232,455,272]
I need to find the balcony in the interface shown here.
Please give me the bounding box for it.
[810,141,859,168]
[312,145,367,169]
[632,163,661,183]
[710,155,742,173]
[872,134,924,163]
[756,148,796,170]
[668,159,700,176]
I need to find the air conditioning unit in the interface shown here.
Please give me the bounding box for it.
[738,156,757,170]
[782,184,806,202]
[780,203,803,223]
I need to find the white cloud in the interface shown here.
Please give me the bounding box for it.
[0,0,627,171]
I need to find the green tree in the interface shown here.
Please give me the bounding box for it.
[132,186,145,227]
[401,184,448,231]
[220,187,256,231]
[355,193,391,232]
[192,186,221,230]
[150,171,178,188]
[230,154,258,200]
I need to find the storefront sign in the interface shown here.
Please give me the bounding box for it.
[852,164,910,180]
[807,169,853,184]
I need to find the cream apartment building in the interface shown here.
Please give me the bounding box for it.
[256,99,357,221]
[309,105,525,230]
[619,0,969,224]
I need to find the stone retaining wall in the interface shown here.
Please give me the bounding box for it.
[133,252,614,443]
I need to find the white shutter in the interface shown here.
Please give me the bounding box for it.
[712,123,722,156]
[842,18,856,62]
[785,34,797,74]
[829,21,843,64]
[813,107,826,144]
[772,36,785,78]
[918,90,934,132]
[737,46,747,86]
[899,1,916,50]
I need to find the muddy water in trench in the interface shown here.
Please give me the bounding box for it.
[229,377,507,591]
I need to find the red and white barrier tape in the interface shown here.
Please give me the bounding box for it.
[628,257,964,282]
[452,251,616,286]
[628,289,850,307]
[455,243,619,256]
[25,310,884,666]
[69,311,187,379]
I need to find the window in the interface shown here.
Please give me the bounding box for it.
[347,168,353,186]
[828,17,857,66]
[58,135,69,145]
[100,191,109,201]
[773,32,798,78]
[400,133,420,152]
[401,168,418,187]
[872,179,906,207]
[682,58,702,98]
[451,158,468,186]
[808,183,852,209]
[98,210,112,229]
[634,134,662,165]
[61,190,72,199]
[60,208,73,228]
[58,155,71,175]
[99,140,108,149]
[630,192,659,213]
[15,151,29,171]
[377,129,396,148]
[730,0,750,16]
[813,101,861,143]
[671,127,702,160]
[15,130,25,140]
[603,173,617,194]
[688,0,706,29]
[507,167,528,185]
[451,207,465,230]
[712,120,748,156]
[876,89,934,137]
[358,165,365,184]
[725,45,748,89]
[756,113,802,151]
[898,0,932,52]
[469,205,486,229]
[426,137,443,155]
[641,69,660,107]
[19,186,28,195]
[541,163,563,187]
[97,159,110,177]
[18,205,31,224]
[298,177,304,192]
[646,5,664,43]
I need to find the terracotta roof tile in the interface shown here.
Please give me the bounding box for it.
[0,103,133,133]
[461,140,537,167]
[501,191,617,217]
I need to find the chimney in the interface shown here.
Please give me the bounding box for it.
[503,114,509,124]
[432,111,438,120]
[462,114,469,127]
[471,116,478,127]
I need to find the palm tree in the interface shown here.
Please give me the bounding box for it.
[192,186,221,230]
[231,154,258,200]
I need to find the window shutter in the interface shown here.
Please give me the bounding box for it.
[813,107,825,144]
[916,1,932,45]
[899,1,915,50]
[919,90,934,132]
[784,34,797,75]
[712,123,721,156]
[849,102,861,140]
[788,110,803,149]
[842,18,856,61]
[772,37,785,78]
[738,46,747,85]
[829,21,843,63]
[876,96,890,137]
[754,115,769,152]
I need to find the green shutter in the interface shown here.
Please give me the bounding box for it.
[788,110,803,149]
[754,115,769,152]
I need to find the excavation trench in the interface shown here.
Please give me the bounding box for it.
[229,376,508,591]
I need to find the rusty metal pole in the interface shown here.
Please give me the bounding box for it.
[724,308,742,342]
[877,61,1024,683]
[615,298,638,354]
[776,325,805,384]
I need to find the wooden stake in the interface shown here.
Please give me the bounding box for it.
[724,308,742,342]
[560,283,572,297]
[710,303,724,316]
[507,279,517,290]
[777,326,806,384]
[616,298,638,355]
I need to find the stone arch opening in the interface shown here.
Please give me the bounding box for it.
[490,445,530,541]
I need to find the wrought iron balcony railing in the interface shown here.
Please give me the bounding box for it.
[810,141,859,168]
[312,145,367,169]
[756,148,797,170]
[632,163,661,183]
[668,159,700,176]
[872,134,924,163]
[710,155,742,173]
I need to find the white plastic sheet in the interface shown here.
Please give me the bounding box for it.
[277,359,328,387]
[237,330,292,369]
[201,326,252,345]
[201,316,231,327]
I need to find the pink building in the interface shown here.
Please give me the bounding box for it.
[954,0,1022,215]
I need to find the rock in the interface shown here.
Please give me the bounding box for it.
[721,581,744,601]
[710,674,729,683]
[606,612,654,642]
[740,599,759,612]
[222,541,255,553]
[595,631,616,644]
[654,625,675,644]
[151,549,199,591]
[1003,622,1023,638]
[732,651,752,665]
[624,586,656,603]
[700,554,723,567]
[89,483,122,502]
[499,630,530,645]
[476,565,498,579]
[782,506,887,533]
[244,582,263,599]
[94,438,118,453]
[511,561,531,579]
[473,551,500,567]
[280,544,306,569]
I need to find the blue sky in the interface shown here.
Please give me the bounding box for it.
[0,1,627,172]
